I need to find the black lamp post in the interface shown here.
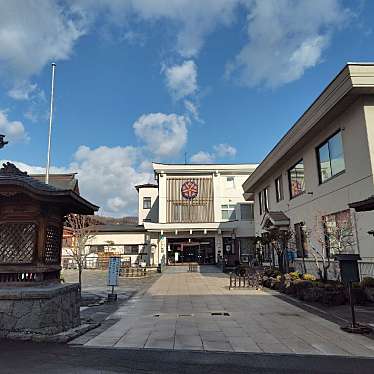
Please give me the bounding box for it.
[0,135,8,149]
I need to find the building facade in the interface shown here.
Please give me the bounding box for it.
[141,163,258,266]
[242,63,374,278]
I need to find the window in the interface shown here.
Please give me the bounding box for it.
[123,245,139,255]
[240,204,254,220]
[323,210,354,257]
[226,176,235,188]
[317,131,345,183]
[275,176,284,202]
[143,197,151,209]
[258,192,263,215]
[288,160,305,198]
[221,204,236,220]
[263,187,269,212]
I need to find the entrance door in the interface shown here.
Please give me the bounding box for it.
[182,244,199,263]
[167,237,216,265]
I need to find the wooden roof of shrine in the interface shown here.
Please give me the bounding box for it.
[0,163,99,215]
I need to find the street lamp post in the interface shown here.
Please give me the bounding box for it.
[0,134,8,149]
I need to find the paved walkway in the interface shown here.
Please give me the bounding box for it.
[72,266,374,356]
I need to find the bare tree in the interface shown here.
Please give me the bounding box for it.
[308,211,356,282]
[64,214,98,293]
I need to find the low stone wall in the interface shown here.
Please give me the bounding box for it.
[0,283,80,337]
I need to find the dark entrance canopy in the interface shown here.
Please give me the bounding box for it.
[0,162,99,285]
[349,196,374,212]
[261,211,290,231]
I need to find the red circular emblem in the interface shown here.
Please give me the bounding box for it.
[181,181,198,200]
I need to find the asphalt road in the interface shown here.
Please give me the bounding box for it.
[1,341,374,374]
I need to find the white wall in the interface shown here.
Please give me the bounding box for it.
[138,187,159,224]
[251,97,374,258]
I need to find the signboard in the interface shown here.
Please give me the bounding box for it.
[107,256,121,287]
[181,180,198,200]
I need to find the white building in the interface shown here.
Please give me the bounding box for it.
[142,163,257,266]
[242,63,374,278]
[86,162,257,267]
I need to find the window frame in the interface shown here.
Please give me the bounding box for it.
[143,197,152,209]
[240,203,254,221]
[323,209,353,258]
[275,175,284,202]
[288,159,305,199]
[258,192,263,215]
[221,204,237,221]
[263,187,269,212]
[316,130,345,184]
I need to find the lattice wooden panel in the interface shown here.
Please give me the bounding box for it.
[0,223,36,264]
[45,225,61,264]
[166,177,214,223]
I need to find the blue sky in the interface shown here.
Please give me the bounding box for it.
[0,0,373,216]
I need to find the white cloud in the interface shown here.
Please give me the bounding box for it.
[8,81,38,100]
[70,145,153,216]
[190,151,215,164]
[214,143,237,158]
[184,100,203,123]
[133,112,188,158]
[71,0,240,57]
[0,110,28,142]
[226,0,349,88]
[165,60,197,100]
[190,143,237,163]
[0,161,68,175]
[2,144,153,217]
[0,1,86,79]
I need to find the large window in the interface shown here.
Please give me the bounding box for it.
[143,197,152,209]
[221,204,236,220]
[323,210,354,257]
[275,175,284,202]
[240,204,254,220]
[288,160,305,198]
[317,131,345,183]
[123,245,139,255]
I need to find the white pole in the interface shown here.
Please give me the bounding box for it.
[46,62,56,184]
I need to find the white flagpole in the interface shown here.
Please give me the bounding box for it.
[46,62,56,184]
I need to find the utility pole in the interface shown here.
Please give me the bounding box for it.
[45,62,56,184]
[0,135,8,149]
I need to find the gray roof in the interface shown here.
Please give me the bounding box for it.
[94,224,146,233]
[135,183,158,191]
[30,173,79,193]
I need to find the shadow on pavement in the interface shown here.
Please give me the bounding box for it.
[1,341,374,374]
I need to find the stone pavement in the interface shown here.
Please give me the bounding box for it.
[71,266,374,356]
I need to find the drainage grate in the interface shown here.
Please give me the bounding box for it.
[211,312,230,316]
[178,314,193,317]
[153,314,160,317]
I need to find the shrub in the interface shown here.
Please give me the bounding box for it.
[361,277,374,288]
[303,273,316,281]
[264,268,282,278]
[289,271,301,280]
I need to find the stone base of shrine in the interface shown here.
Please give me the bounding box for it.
[0,283,80,337]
